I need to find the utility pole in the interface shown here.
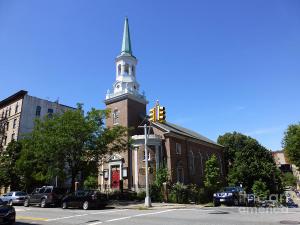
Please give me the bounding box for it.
[144,123,152,207]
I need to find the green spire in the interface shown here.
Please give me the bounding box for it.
[121,17,132,55]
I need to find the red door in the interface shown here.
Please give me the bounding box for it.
[111,166,120,189]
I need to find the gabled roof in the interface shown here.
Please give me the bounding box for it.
[153,121,223,147]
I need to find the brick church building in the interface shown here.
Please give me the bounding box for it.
[98,18,224,192]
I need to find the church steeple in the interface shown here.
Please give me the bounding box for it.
[105,17,147,105]
[121,17,132,56]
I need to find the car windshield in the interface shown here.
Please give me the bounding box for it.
[15,192,27,196]
[223,187,237,192]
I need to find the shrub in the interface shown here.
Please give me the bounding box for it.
[169,182,189,204]
[83,176,98,189]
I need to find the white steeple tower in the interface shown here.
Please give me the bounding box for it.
[105,17,146,104]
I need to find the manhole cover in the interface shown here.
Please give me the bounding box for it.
[280,221,300,224]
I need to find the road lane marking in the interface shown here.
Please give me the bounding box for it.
[102,209,177,224]
[46,209,128,222]
[17,216,48,221]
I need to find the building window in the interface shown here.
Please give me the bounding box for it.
[13,118,17,129]
[11,133,15,141]
[132,66,135,76]
[8,107,11,116]
[199,152,204,176]
[6,122,9,131]
[176,161,184,183]
[15,103,19,114]
[175,143,181,155]
[188,151,195,175]
[36,106,41,117]
[112,109,119,125]
[4,136,7,145]
[1,111,4,118]
[124,64,129,74]
[48,108,53,118]
[5,109,8,118]
[118,64,121,75]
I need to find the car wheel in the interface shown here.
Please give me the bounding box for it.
[40,199,47,208]
[24,199,29,207]
[62,202,68,209]
[83,201,89,210]
[234,198,239,206]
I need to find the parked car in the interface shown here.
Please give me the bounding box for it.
[24,186,67,208]
[0,198,15,225]
[62,190,108,210]
[0,191,28,206]
[213,186,247,206]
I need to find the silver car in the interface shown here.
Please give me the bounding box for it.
[0,191,28,206]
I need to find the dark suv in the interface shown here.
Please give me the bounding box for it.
[24,186,67,208]
[213,186,247,206]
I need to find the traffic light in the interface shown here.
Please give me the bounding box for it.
[149,107,156,122]
[157,106,166,123]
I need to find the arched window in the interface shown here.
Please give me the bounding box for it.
[131,65,135,76]
[188,151,195,175]
[124,64,129,74]
[113,109,119,125]
[118,64,121,75]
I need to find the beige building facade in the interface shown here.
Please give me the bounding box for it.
[0,90,74,194]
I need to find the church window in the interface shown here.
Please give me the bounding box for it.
[118,64,121,75]
[175,143,181,155]
[188,151,195,175]
[113,109,119,125]
[124,64,129,74]
[132,66,135,76]
[176,161,184,183]
[199,152,204,176]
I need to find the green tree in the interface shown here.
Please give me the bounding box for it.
[17,106,129,191]
[218,132,282,193]
[283,123,300,168]
[282,172,297,187]
[252,179,270,200]
[204,154,221,194]
[0,140,23,190]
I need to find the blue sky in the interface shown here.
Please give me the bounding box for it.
[0,0,299,150]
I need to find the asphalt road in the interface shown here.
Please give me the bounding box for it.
[14,205,300,225]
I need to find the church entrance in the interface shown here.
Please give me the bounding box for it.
[111,165,120,189]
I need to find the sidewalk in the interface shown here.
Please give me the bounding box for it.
[107,200,201,210]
